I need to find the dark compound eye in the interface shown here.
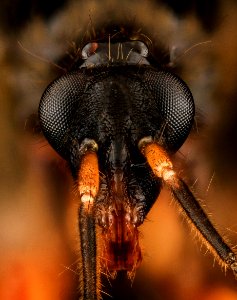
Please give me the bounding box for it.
[38,66,194,160]
[143,68,195,151]
[38,71,87,158]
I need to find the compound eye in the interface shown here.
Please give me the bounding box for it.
[81,42,99,60]
[38,71,86,158]
[143,69,195,152]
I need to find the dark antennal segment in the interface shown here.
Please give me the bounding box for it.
[38,22,237,300]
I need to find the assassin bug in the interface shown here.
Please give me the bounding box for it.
[38,30,237,300]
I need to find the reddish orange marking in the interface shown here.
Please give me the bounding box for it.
[101,209,142,273]
[78,151,99,208]
[90,42,98,54]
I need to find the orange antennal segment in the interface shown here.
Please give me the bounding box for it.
[139,138,178,186]
[78,151,99,208]
[77,149,100,299]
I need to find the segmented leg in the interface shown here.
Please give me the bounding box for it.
[78,150,100,300]
[139,137,237,275]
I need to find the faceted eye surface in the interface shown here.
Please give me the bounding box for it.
[38,72,86,158]
[143,69,195,151]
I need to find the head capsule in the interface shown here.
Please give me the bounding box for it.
[38,39,194,273]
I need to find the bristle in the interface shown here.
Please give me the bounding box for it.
[170,188,235,273]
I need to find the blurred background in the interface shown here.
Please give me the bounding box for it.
[1,0,237,299]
